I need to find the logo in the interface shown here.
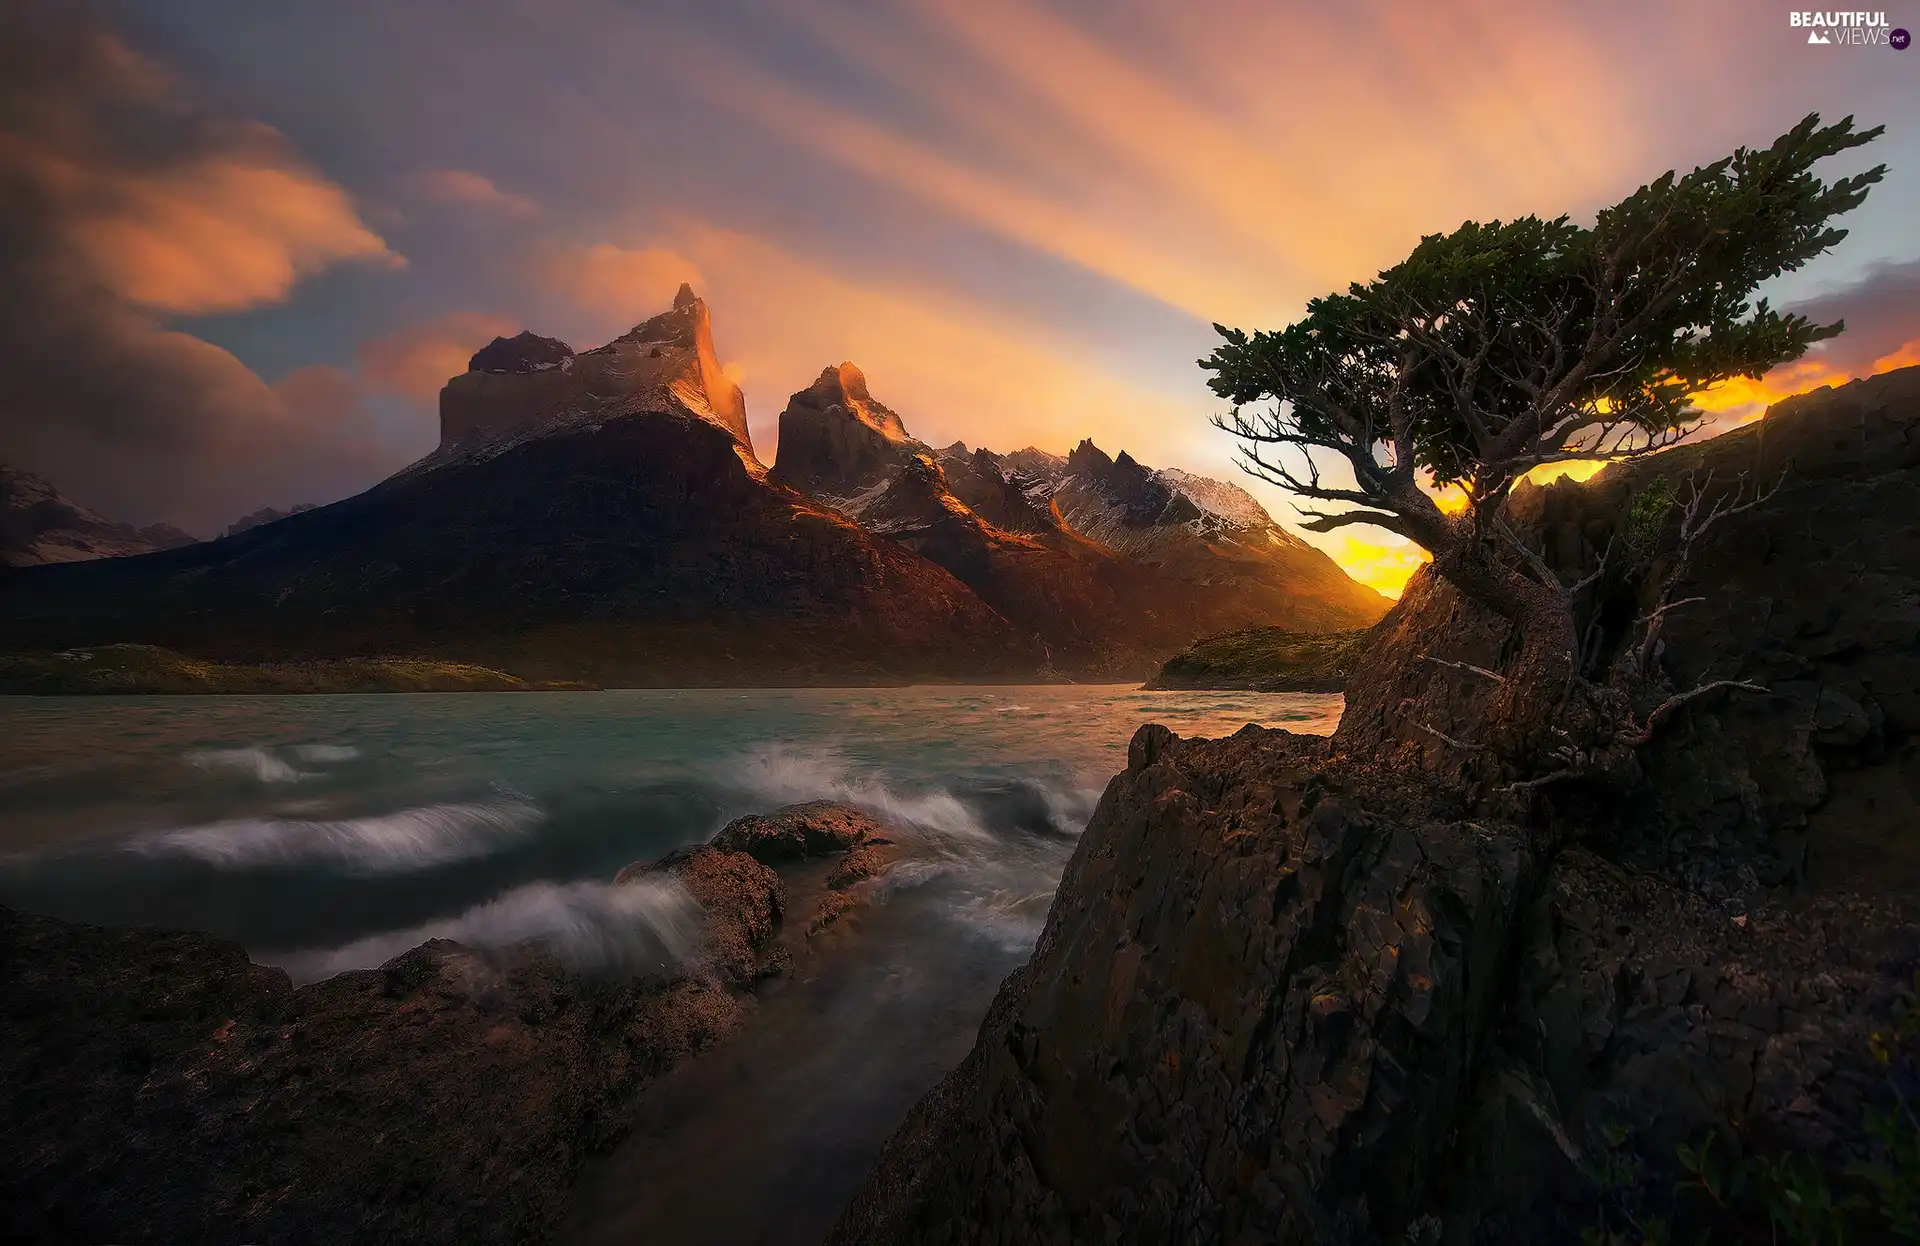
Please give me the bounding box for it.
[1789,10,1900,45]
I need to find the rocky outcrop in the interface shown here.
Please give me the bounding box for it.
[1144,626,1370,692]
[468,330,575,375]
[1,463,196,567]
[710,800,891,865]
[834,723,1920,1244]
[834,368,1920,1244]
[0,852,775,1245]
[834,728,1546,1244]
[1338,365,1920,892]
[2,800,900,1245]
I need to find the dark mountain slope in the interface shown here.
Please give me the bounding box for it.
[0,293,1040,684]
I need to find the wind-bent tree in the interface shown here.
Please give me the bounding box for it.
[1205,113,1883,781]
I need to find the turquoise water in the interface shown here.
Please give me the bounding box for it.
[0,686,1339,980]
[2,685,1340,1243]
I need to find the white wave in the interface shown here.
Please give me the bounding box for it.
[266,876,704,985]
[129,799,542,874]
[731,744,994,846]
[941,888,1052,954]
[187,746,306,783]
[292,744,359,764]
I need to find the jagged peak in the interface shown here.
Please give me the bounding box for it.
[1065,438,1113,476]
[434,284,754,462]
[786,361,909,441]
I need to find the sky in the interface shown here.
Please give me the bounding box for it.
[1,0,1916,593]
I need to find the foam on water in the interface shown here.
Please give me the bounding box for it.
[128,798,542,874]
[730,742,1098,847]
[266,875,704,985]
[186,746,306,783]
[185,742,360,784]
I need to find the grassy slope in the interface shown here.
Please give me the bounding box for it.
[1142,627,1370,692]
[0,645,594,695]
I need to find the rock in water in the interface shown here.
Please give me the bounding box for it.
[0,845,782,1246]
[710,800,890,865]
[0,799,911,1244]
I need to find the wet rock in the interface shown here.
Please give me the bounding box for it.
[827,840,900,890]
[0,894,770,1246]
[710,801,889,865]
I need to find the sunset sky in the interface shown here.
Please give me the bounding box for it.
[2,0,1916,594]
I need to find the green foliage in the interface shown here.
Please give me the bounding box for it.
[1205,113,1884,527]
[1853,975,1920,1239]
[1580,977,1920,1245]
[1626,477,1679,557]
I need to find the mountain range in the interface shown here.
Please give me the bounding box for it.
[0,286,1385,683]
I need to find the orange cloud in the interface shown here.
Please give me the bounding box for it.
[1689,338,1920,425]
[670,0,1658,328]
[543,243,705,330]
[59,158,398,315]
[358,312,520,406]
[403,168,539,219]
[541,222,1200,467]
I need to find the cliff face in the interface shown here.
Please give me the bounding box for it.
[768,362,919,499]
[0,464,196,567]
[437,285,753,459]
[1339,365,1920,891]
[834,368,1920,1243]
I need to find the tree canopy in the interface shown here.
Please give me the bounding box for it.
[1204,113,1884,552]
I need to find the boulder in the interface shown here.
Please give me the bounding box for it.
[710,800,890,865]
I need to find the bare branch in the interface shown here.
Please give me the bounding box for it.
[1622,680,1769,746]
[1411,720,1481,751]
[1493,515,1562,595]
[1421,655,1508,684]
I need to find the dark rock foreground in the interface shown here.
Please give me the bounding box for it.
[0,803,897,1245]
[833,369,1920,1242]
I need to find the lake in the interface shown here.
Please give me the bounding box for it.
[0,685,1342,1244]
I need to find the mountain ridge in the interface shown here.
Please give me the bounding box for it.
[0,289,1386,681]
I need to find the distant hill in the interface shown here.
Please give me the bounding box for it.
[1144,627,1370,692]
[0,464,196,568]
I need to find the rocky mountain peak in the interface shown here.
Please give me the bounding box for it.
[467,331,573,375]
[435,287,753,462]
[770,362,920,498]
[1065,438,1112,477]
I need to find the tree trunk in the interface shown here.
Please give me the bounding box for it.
[1429,536,1582,769]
